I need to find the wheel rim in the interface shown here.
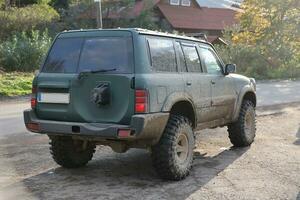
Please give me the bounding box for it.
[244,111,255,140]
[176,133,189,164]
[73,140,87,153]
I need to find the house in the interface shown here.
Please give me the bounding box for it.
[79,0,241,44]
[155,0,239,38]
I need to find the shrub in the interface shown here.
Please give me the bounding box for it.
[215,44,300,80]
[0,4,59,40]
[0,30,52,72]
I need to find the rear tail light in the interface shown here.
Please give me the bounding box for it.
[118,129,132,138]
[31,86,37,109]
[135,89,148,113]
[26,123,40,132]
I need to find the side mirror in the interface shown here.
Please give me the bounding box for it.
[225,64,236,75]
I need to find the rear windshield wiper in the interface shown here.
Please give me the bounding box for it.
[78,68,117,80]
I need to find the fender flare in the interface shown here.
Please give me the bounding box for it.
[161,92,197,125]
[232,85,256,121]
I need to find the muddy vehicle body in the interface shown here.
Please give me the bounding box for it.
[24,28,257,180]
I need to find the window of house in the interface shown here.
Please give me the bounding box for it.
[181,45,202,72]
[170,0,180,5]
[147,37,177,72]
[181,0,191,6]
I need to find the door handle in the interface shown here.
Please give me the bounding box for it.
[186,82,192,86]
[211,80,216,85]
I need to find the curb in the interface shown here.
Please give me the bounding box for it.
[0,95,31,104]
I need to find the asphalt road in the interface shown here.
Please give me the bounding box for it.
[0,80,299,200]
[256,80,300,106]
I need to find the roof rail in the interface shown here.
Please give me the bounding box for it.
[192,33,208,42]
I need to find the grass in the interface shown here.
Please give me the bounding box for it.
[0,72,34,96]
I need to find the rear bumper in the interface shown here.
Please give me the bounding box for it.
[23,109,169,142]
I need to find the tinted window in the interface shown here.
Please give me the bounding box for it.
[148,37,177,72]
[175,42,187,72]
[199,47,223,75]
[182,45,202,72]
[42,37,133,73]
[78,37,133,73]
[43,38,83,73]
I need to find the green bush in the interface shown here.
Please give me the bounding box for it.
[215,44,300,80]
[0,30,52,72]
[0,4,59,40]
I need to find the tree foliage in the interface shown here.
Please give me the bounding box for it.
[217,0,300,79]
[49,0,69,9]
[0,30,52,72]
[232,0,300,68]
[0,4,59,39]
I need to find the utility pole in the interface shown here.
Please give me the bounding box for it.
[95,0,103,29]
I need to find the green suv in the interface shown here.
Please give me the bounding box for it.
[24,28,257,180]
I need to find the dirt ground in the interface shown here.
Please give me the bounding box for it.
[0,104,299,200]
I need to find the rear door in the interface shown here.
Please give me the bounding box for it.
[176,41,213,123]
[36,31,135,124]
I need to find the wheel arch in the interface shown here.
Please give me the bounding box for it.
[162,92,197,128]
[232,86,257,121]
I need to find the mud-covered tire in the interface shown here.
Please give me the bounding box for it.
[49,136,96,168]
[228,100,256,147]
[151,115,195,180]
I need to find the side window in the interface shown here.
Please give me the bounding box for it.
[199,47,223,75]
[175,42,187,72]
[181,45,202,72]
[147,37,177,72]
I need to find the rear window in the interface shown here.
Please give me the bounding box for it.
[43,38,83,73]
[181,45,202,72]
[147,37,177,72]
[42,37,134,73]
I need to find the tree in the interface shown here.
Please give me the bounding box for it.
[102,0,135,19]
[49,0,69,9]
[0,4,59,39]
[231,0,300,68]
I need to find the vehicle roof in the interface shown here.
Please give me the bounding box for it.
[61,28,210,45]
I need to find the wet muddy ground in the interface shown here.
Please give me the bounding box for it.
[0,103,299,200]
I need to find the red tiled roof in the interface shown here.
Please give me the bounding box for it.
[157,4,237,30]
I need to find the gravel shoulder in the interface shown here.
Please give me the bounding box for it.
[0,103,299,200]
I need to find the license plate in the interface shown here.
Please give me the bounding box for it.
[37,93,70,104]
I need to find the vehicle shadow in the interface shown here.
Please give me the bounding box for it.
[294,125,300,145]
[1,146,249,200]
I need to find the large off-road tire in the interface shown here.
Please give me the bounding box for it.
[151,115,195,180]
[49,136,96,168]
[228,100,256,147]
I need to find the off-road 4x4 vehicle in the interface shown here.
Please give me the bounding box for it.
[24,28,257,180]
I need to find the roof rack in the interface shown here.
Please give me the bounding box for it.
[60,28,210,44]
[134,28,208,43]
[192,33,208,42]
